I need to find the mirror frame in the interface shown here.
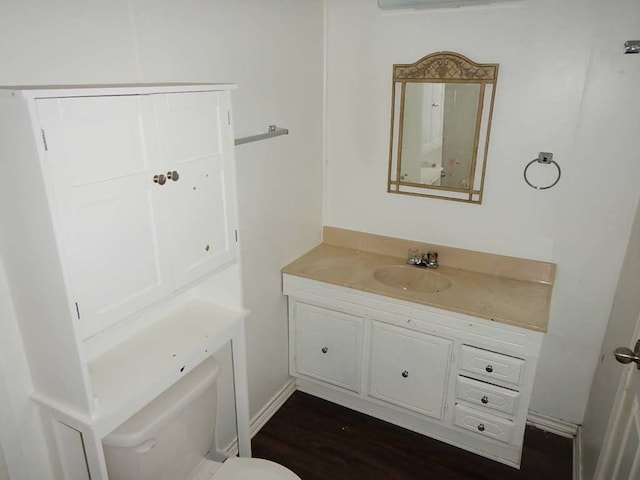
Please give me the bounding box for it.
[387,51,499,204]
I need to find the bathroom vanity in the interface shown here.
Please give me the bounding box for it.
[282,227,554,468]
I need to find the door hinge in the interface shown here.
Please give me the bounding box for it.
[227,111,231,125]
[41,129,48,151]
[74,302,81,319]
[235,229,238,242]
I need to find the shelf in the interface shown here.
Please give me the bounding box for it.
[234,125,289,146]
[88,300,248,436]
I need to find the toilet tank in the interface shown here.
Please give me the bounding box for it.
[103,357,220,480]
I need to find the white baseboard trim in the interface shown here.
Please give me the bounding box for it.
[527,410,579,438]
[249,379,297,439]
[573,426,583,480]
[218,378,296,457]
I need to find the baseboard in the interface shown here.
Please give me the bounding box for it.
[218,378,296,457]
[573,426,583,480]
[527,410,579,438]
[249,379,297,439]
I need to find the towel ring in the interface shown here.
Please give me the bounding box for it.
[524,152,561,190]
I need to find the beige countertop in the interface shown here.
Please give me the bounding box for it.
[282,243,553,332]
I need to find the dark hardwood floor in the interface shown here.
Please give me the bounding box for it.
[252,392,573,480]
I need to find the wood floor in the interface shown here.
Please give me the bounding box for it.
[252,392,573,480]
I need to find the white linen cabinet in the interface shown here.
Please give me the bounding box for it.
[0,84,251,480]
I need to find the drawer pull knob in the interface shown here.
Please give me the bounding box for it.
[167,170,180,182]
[401,370,409,378]
[481,395,489,404]
[321,347,328,354]
[485,365,493,373]
[477,423,485,432]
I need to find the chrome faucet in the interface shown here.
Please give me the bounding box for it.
[407,249,439,269]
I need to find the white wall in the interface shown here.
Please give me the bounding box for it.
[0,1,323,477]
[0,446,9,480]
[324,0,640,423]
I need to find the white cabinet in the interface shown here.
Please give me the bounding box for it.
[283,274,543,468]
[293,302,363,392]
[36,89,236,339]
[369,321,451,419]
[152,92,237,289]
[0,84,250,480]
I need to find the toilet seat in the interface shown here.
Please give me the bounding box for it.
[212,457,301,480]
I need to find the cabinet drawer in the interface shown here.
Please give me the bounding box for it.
[459,345,525,387]
[369,321,452,420]
[294,302,363,392]
[456,376,519,416]
[453,404,515,444]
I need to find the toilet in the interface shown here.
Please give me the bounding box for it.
[103,358,300,480]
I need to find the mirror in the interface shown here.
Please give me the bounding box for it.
[387,52,499,203]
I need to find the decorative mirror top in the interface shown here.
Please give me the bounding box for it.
[393,52,498,81]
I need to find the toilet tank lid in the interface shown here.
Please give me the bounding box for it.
[103,357,220,448]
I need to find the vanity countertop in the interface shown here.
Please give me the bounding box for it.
[282,243,553,333]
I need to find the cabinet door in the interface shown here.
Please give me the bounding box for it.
[153,91,237,289]
[37,96,172,339]
[294,302,363,392]
[369,321,452,419]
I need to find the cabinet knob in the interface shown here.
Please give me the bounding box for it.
[477,423,485,432]
[153,174,167,185]
[167,170,180,182]
[481,395,489,404]
[321,347,328,354]
[485,365,493,373]
[401,370,409,378]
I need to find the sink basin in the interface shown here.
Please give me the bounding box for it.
[373,265,452,293]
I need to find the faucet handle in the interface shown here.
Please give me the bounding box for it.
[407,248,421,265]
[424,251,439,269]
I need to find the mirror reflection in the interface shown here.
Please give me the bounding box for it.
[388,52,499,203]
[401,83,480,189]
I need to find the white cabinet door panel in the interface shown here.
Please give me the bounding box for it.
[369,321,452,419]
[294,302,363,392]
[153,92,236,288]
[37,96,172,339]
[47,95,151,185]
[153,91,223,162]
